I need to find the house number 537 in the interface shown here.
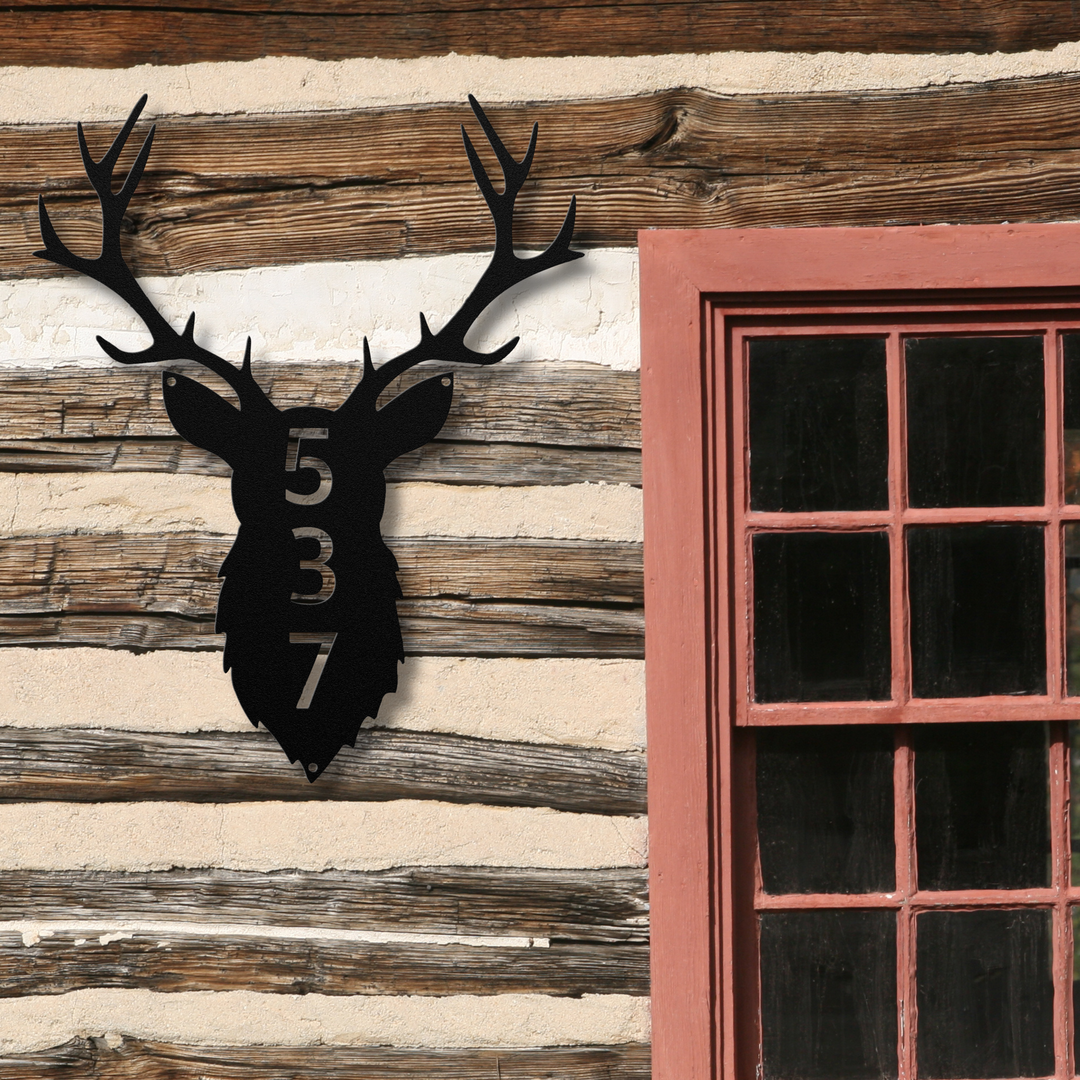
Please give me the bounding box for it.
[286,427,337,708]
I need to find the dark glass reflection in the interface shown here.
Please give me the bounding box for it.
[760,909,897,1080]
[757,726,895,894]
[753,532,891,702]
[914,722,1049,891]
[907,524,1045,698]
[1071,908,1080,1062]
[906,336,1044,508]
[749,336,889,512]
[1066,525,1080,696]
[1062,334,1080,503]
[916,909,1053,1079]
[1068,724,1080,886]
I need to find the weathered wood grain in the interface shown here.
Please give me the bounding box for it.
[0,728,647,814]
[0,932,648,998]
[0,533,644,653]
[0,1038,652,1080]
[0,437,642,486]
[0,0,1070,66]
[0,534,642,612]
[0,360,642,485]
[0,867,650,941]
[14,78,1080,275]
[0,600,645,656]
[0,361,640,447]
[0,358,642,479]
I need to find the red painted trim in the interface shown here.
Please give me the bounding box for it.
[640,223,1080,1080]
[643,223,1080,296]
[744,702,1080,724]
[1049,726,1071,1080]
[641,235,715,1080]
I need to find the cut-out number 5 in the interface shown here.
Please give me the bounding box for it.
[285,427,332,505]
[289,632,338,709]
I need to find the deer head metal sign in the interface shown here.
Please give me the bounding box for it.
[37,96,581,780]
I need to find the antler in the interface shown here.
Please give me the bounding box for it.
[36,95,268,410]
[345,95,583,409]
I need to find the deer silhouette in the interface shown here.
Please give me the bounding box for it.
[37,95,581,780]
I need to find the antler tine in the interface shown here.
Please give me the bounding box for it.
[461,94,537,221]
[77,93,149,203]
[36,98,268,410]
[354,98,582,405]
[83,94,146,173]
[39,96,153,278]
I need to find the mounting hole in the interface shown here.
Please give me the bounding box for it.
[441,377,451,387]
[166,376,177,387]
[307,762,318,773]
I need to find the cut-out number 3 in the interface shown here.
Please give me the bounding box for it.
[289,632,338,709]
[291,527,335,604]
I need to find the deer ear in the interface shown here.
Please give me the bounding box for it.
[371,373,454,465]
[162,371,243,459]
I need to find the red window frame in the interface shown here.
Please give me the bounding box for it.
[640,223,1080,1080]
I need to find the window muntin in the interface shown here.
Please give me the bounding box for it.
[732,322,1080,723]
[753,722,1070,1080]
[740,322,1080,1080]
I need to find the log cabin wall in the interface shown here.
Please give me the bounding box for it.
[0,3,1078,1073]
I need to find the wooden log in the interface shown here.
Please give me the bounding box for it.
[0,534,643,612]
[0,601,645,656]
[0,437,643,486]
[0,1038,652,1080]
[12,79,1080,274]
[0,0,1071,66]
[0,866,650,941]
[0,931,649,998]
[0,728,648,814]
[19,84,1080,198]
[0,361,640,447]
[0,359,642,483]
[396,597,643,658]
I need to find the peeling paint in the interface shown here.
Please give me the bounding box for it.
[96,932,133,946]
[0,921,547,949]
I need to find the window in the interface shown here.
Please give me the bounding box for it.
[640,224,1080,1080]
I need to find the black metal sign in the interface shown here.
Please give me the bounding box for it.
[37,96,581,780]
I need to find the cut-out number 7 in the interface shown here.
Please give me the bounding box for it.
[289,632,338,709]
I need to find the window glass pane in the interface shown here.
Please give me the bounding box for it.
[908,524,1046,698]
[749,336,888,512]
[906,336,1044,508]
[757,727,895,895]
[1069,723,1080,886]
[916,909,1053,1079]
[760,909,897,1080]
[1072,908,1080,1064]
[753,532,891,702]
[1062,333,1080,503]
[1066,524,1080,696]
[914,722,1049,891]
